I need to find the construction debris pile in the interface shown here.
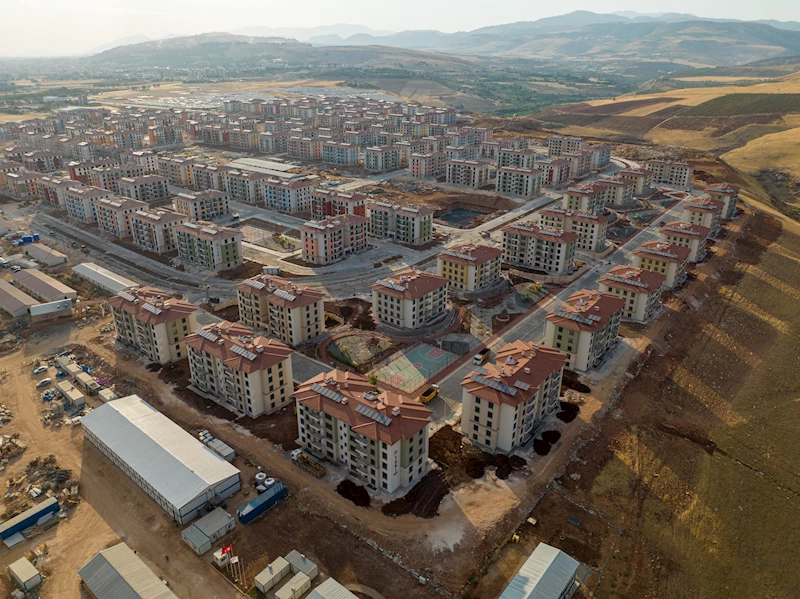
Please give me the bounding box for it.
[0,404,13,425]
[3,455,76,518]
[0,434,27,465]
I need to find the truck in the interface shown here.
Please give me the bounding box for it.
[80,245,89,253]
[291,449,326,478]
[473,348,491,365]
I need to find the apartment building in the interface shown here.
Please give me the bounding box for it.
[497,148,536,169]
[544,290,624,372]
[446,159,489,188]
[19,150,64,173]
[633,241,691,288]
[37,176,72,207]
[371,269,448,330]
[235,275,326,346]
[539,206,609,253]
[223,170,267,204]
[706,183,739,220]
[176,221,243,272]
[367,202,434,246]
[301,215,368,266]
[408,152,447,179]
[158,157,196,187]
[295,369,432,493]
[596,177,635,205]
[68,158,121,184]
[148,125,183,146]
[589,144,612,168]
[683,196,724,236]
[658,221,710,262]
[95,196,149,238]
[364,146,402,172]
[495,166,542,199]
[310,189,367,220]
[130,208,187,254]
[3,171,43,199]
[118,175,170,204]
[104,129,143,149]
[437,244,502,292]
[547,136,585,156]
[108,286,198,364]
[617,168,654,196]
[599,266,665,323]
[190,164,230,192]
[186,321,293,417]
[258,131,289,154]
[562,182,606,215]
[561,151,594,178]
[172,190,230,220]
[262,178,314,214]
[645,159,694,190]
[460,340,567,453]
[64,185,112,223]
[321,141,360,165]
[501,223,577,275]
[121,149,159,173]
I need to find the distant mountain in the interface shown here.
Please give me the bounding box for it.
[84,35,153,56]
[470,11,628,36]
[231,24,395,41]
[309,30,457,49]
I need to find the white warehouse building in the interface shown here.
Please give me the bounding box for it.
[71,262,139,294]
[81,395,241,525]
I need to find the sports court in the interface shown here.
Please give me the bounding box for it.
[371,343,457,393]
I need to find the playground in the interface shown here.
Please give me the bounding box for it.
[371,343,458,394]
[327,333,394,369]
[514,282,548,308]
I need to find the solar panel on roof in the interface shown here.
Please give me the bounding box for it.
[200,227,217,234]
[470,373,517,396]
[196,328,219,342]
[514,380,531,391]
[310,382,346,403]
[441,249,477,262]
[141,302,162,315]
[230,344,257,361]
[553,307,593,325]
[472,366,488,376]
[377,279,406,292]
[244,279,266,290]
[603,273,649,288]
[273,288,296,302]
[117,290,136,302]
[354,402,393,426]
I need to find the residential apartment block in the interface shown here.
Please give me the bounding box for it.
[4,171,43,199]
[633,241,691,288]
[295,369,432,494]
[501,223,577,275]
[176,221,243,272]
[321,141,360,165]
[190,164,230,192]
[495,166,542,199]
[95,196,149,238]
[599,266,665,323]
[562,182,607,215]
[64,185,112,223]
[461,340,567,453]
[108,286,198,364]
[446,159,489,189]
[659,221,710,262]
[364,146,402,172]
[535,158,572,187]
[371,269,449,330]
[171,190,231,220]
[617,169,654,196]
[130,208,187,254]
[497,148,536,169]
[158,157,195,187]
[547,136,585,157]
[539,206,609,253]
[645,159,693,190]
[595,177,635,205]
[37,176,72,207]
[544,290,624,372]
[301,215,368,266]
[367,202,433,246]
[311,189,367,220]
[683,197,724,236]
[235,275,326,346]
[262,178,314,214]
[437,244,502,292]
[408,152,447,179]
[223,170,267,204]
[186,321,294,417]
[706,183,739,220]
[118,175,170,204]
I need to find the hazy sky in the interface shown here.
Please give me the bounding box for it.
[2,0,800,56]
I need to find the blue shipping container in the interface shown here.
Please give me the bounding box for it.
[21,236,33,243]
[237,482,287,525]
[0,497,59,540]
[32,234,40,241]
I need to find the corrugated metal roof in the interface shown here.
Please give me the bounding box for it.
[498,543,579,599]
[9,557,39,583]
[0,497,59,538]
[0,279,38,316]
[72,262,138,294]
[80,395,240,511]
[191,507,234,537]
[307,578,360,599]
[78,542,178,599]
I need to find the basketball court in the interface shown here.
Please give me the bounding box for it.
[371,343,457,394]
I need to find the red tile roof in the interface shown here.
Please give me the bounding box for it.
[438,244,502,266]
[546,289,624,332]
[235,274,325,308]
[185,321,292,374]
[501,222,579,243]
[660,221,711,239]
[634,241,691,263]
[107,286,197,325]
[372,269,448,300]
[599,265,666,294]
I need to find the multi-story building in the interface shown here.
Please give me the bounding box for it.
[176,221,243,272]
[408,152,447,179]
[321,141,360,165]
[599,266,665,323]
[171,190,231,220]
[262,178,314,214]
[223,170,267,204]
[633,241,691,288]
[258,131,289,154]
[364,146,402,172]
[4,171,44,199]
[437,244,502,292]
[460,340,567,452]
[446,159,489,189]
[367,202,434,246]
[544,289,624,372]
[68,158,121,184]
[562,182,606,215]
[130,208,187,254]
[547,136,585,156]
[683,196,724,236]
[495,166,542,199]
[19,150,64,173]
[148,125,184,146]
[64,185,112,223]
[658,221,710,262]
[589,144,612,169]
[121,149,158,173]
[596,177,635,206]
[235,275,326,346]
[501,223,577,275]
[497,148,536,169]
[301,215,369,266]
[295,369,432,493]
[108,286,198,364]
[190,164,230,192]
[538,206,609,253]
[617,168,654,196]
[561,150,594,178]
[104,129,143,149]
[158,157,196,187]
[186,321,293,417]
[311,189,367,220]
[37,176,72,207]
[535,158,572,187]
[645,159,694,190]
[95,196,149,238]
[706,183,739,220]
[371,269,448,330]
[118,175,170,204]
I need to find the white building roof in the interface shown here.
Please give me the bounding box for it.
[78,542,178,599]
[80,395,240,511]
[9,557,39,584]
[498,543,579,599]
[72,262,138,294]
[307,579,360,599]
[0,279,38,316]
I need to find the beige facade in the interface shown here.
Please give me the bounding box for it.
[171,190,231,220]
[706,183,739,220]
[659,221,710,263]
[95,196,149,238]
[367,202,434,246]
[437,244,502,292]
[501,223,577,275]
[176,221,243,272]
[446,159,489,188]
[539,207,609,253]
[496,166,542,199]
[599,266,665,323]
[683,197,724,237]
[118,175,170,204]
[633,241,691,289]
[130,208,187,254]
[562,182,607,215]
[371,269,449,330]
[645,159,694,190]
[301,215,369,266]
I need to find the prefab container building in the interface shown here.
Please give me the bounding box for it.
[56,380,85,407]
[79,542,179,599]
[8,557,42,591]
[0,497,59,540]
[181,507,236,555]
[76,372,101,395]
[24,244,67,266]
[237,482,287,524]
[307,578,360,599]
[98,389,118,402]
[12,269,77,302]
[275,572,311,599]
[64,362,83,379]
[0,279,38,318]
[498,542,580,599]
[71,262,139,294]
[208,438,235,462]
[81,395,241,525]
[285,550,319,580]
[255,556,291,594]
[29,299,73,321]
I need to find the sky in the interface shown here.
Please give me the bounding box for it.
[2,0,800,57]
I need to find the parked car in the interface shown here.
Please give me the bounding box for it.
[10,265,21,273]
[208,296,220,304]
[35,378,52,388]
[33,365,48,374]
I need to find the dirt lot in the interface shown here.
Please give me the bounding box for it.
[325,299,376,331]
[368,181,519,213]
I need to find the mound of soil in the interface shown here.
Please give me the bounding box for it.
[382,470,449,518]
[562,370,591,394]
[541,430,561,444]
[336,480,371,508]
[533,438,552,456]
[557,402,581,423]
[481,452,527,480]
